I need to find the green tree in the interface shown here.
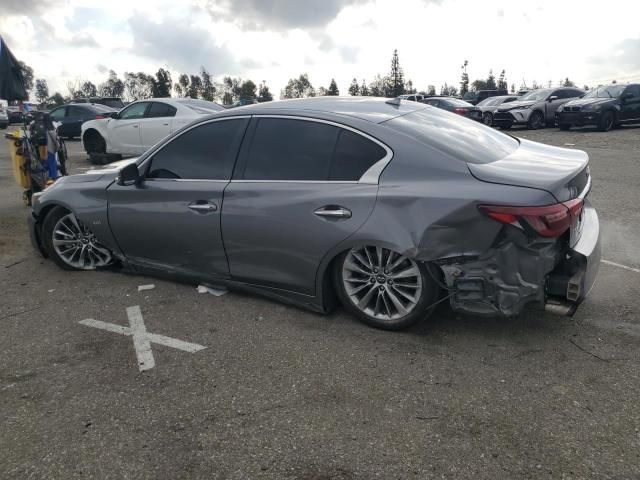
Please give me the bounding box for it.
[385,49,405,97]
[360,79,369,96]
[188,75,202,99]
[281,73,316,99]
[155,68,172,97]
[510,83,516,93]
[239,80,257,101]
[497,70,508,90]
[17,61,34,97]
[460,60,469,96]
[257,81,273,102]
[200,68,216,101]
[80,81,97,98]
[485,69,497,90]
[327,78,339,96]
[348,78,360,96]
[318,86,328,96]
[48,92,65,106]
[427,85,436,96]
[368,75,385,97]
[562,77,576,87]
[124,72,154,101]
[174,74,190,97]
[35,79,49,104]
[99,70,125,98]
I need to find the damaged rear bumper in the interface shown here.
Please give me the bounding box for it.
[438,202,600,317]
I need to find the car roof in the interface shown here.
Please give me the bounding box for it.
[220,96,427,124]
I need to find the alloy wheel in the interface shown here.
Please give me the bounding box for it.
[342,246,423,322]
[483,112,493,125]
[52,213,112,269]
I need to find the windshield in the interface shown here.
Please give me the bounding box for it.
[477,97,502,106]
[176,98,224,114]
[519,89,552,101]
[583,85,625,99]
[387,107,519,165]
[462,92,476,100]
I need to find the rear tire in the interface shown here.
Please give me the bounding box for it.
[83,131,106,154]
[42,207,113,271]
[598,110,615,132]
[334,246,440,331]
[527,111,544,129]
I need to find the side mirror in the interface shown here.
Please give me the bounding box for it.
[117,163,141,186]
[548,96,559,102]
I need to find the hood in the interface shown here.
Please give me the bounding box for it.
[562,97,613,108]
[86,157,139,174]
[467,138,589,202]
[497,100,536,111]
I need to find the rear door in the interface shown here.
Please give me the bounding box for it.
[65,105,89,137]
[107,102,149,155]
[107,117,249,278]
[222,116,389,294]
[139,101,177,150]
[621,85,640,121]
[545,89,568,122]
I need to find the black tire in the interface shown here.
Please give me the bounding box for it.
[527,111,544,129]
[598,110,615,132]
[559,123,571,131]
[83,131,106,154]
[482,112,493,126]
[334,247,441,331]
[42,206,113,271]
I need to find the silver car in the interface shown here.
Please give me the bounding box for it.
[493,88,584,129]
[476,95,520,126]
[28,97,600,330]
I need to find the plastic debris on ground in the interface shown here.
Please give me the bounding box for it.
[196,285,228,296]
[138,284,156,292]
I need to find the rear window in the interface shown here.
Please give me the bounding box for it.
[101,99,125,109]
[387,107,519,164]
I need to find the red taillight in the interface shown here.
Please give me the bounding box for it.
[95,114,106,119]
[479,199,584,237]
[453,108,468,115]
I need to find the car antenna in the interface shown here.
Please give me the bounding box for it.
[385,97,401,106]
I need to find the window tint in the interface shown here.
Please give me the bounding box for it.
[146,102,177,118]
[625,85,640,97]
[67,106,86,116]
[120,102,149,119]
[330,130,386,181]
[243,119,339,181]
[49,107,65,120]
[147,119,248,180]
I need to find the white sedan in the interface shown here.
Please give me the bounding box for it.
[81,98,225,157]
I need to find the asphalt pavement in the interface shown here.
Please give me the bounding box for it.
[1,124,639,479]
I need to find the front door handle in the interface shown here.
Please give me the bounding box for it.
[188,202,217,213]
[314,206,352,219]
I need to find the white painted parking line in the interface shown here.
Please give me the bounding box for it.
[79,305,206,372]
[601,259,640,274]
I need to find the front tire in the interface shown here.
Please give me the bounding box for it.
[598,110,615,132]
[42,207,113,271]
[482,112,493,126]
[83,131,107,154]
[335,246,440,330]
[527,111,544,129]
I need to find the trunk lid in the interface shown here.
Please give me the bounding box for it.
[467,138,589,202]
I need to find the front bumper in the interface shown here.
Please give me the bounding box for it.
[556,110,602,127]
[440,202,601,317]
[493,110,531,127]
[28,212,47,257]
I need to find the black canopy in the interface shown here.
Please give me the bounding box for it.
[0,35,28,101]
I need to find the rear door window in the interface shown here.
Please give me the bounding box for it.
[147,118,248,180]
[146,102,177,118]
[330,130,387,181]
[67,106,86,117]
[242,118,339,181]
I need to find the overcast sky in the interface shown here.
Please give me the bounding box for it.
[2,0,639,97]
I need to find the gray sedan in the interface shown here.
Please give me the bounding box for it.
[28,97,600,330]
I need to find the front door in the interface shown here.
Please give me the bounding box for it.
[108,102,149,155]
[107,117,249,278]
[621,85,640,121]
[222,116,388,295]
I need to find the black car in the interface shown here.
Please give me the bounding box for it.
[420,97,483,121]
[48,103,116,139]
[73,97,125,109]
[556,84,640,131]
[462,89,508,105]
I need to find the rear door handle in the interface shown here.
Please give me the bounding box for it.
[314,206,352,219]
[188,201,217,213]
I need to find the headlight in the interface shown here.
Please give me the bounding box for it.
[583,103,602,111]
